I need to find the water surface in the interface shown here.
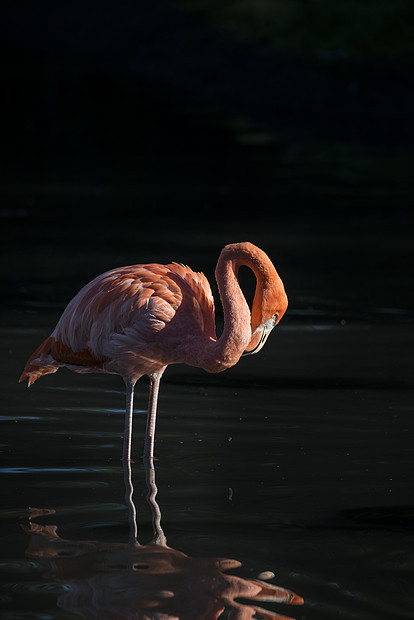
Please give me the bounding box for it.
[2,307,413,618]
[2,0,414,616]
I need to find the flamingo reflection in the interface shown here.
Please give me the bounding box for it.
[22,461,303,619]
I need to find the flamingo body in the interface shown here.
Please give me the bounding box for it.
[21,262,216,384]
[20,242,288,460]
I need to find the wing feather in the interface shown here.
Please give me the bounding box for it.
[50,263,216,365]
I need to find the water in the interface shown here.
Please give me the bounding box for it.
[1,33,414,617]
[2,291,413,618]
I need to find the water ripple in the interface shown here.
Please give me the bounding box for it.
[0,466,119,474]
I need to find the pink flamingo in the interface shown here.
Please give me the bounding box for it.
[20,242,288,461]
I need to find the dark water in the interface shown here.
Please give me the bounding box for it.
[2,258,414,619]
[2,138,414,620]
[2,157,414,620]
[2,2,414,616]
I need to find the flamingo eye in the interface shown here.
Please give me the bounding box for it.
[272,313,279,322]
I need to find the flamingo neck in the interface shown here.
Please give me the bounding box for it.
[201,244,252,373]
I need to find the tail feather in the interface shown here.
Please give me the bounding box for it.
[19,336,61,386]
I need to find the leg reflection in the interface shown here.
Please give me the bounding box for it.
[123,457,167,547]
[21,460,304,619]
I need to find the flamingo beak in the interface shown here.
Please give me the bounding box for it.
[242,317,276,356]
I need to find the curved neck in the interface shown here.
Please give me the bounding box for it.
[198,242,287,373]
[198,244,252,373]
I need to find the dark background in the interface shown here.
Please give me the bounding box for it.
[1,5,414,618]
[1,0,414,326]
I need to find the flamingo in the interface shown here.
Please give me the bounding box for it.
[19,242,288,461]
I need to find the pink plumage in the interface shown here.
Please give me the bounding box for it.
[20,242,288,461]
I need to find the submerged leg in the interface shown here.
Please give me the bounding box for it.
[123,378,137,462]
[143,369,164,461]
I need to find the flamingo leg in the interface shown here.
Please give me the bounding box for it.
[123,379,137,462]
[143,370,163,461]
